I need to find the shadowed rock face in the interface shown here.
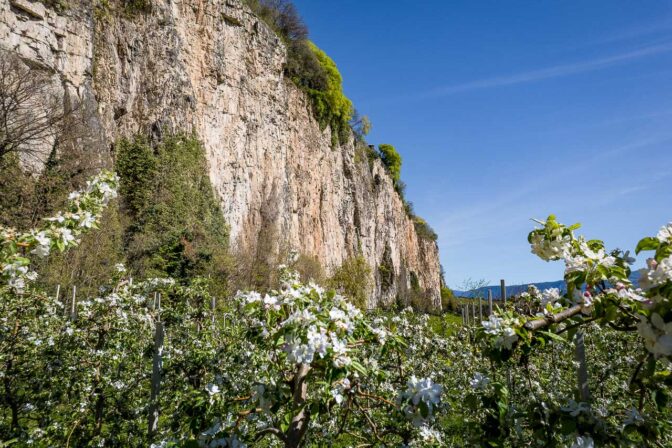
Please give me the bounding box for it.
[0,0,442,310]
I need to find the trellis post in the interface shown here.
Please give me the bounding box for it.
[211,296,216,327]
[500,279,507,306]
[69,286,77,321]
[575,330,591,402]
[488,289,493,316]
[148,319,164,439]
[471,302,476,327]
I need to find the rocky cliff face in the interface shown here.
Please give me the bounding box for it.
[0,0,442,309]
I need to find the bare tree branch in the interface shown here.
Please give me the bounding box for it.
[0,49,75,164]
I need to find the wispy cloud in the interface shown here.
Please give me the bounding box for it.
[432,134,672,250]
[423,42,672,98]
[588,19,672,47]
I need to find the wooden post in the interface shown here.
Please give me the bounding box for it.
[479,296,483,322]
[500,279,507,306]
[55,284,60,302]
[488,289,493,316]
[471,302,476,327]
[148,320,164,440]
[211,296,216,327]
[70,286,77,321]
[575,330,591,402]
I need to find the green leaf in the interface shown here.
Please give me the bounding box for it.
[539,330,566,343]
[349,360,367,375]
[654,389,669,410]
[636,237,659,254]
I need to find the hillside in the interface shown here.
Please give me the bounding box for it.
[454,271,643,299]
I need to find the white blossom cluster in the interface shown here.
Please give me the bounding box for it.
[469,372,490,390]
[530,218,619,278]
[481,314,519,350]
[637,313,672,358]
[0,170,119,293]
[237,279,367,369]
[639,257,672,290]
[530,228,571,261]
[398,375,443,427]
[541,287,562,308]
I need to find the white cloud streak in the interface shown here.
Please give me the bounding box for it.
[425,42,672,97]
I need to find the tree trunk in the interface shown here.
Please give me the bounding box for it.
[285,363,311,448]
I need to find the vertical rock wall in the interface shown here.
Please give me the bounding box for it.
[0,0,442,309]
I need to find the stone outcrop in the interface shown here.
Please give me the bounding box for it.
[0,0,442,309]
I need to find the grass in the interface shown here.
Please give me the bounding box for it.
[428,313,464,337]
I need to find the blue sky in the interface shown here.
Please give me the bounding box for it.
[293,0,672,288]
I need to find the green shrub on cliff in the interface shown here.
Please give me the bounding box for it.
[413,216,438,242]
[245,0,353,146]
[378,144,402,185]
[328,255,371,309]
[305,42,353,146]
[115,134,231,290]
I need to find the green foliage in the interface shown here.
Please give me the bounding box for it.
[378,245,394,292]
[305,42,353,146]
[441,286,458,312]
[120,0,151,13]
[378,144,402,185]
[114,134,231,291]
[350,109,372,142]
[413,215,438,242]
[328,255,371,309]
[114,136,156,220]
[36,203,125,297]
[244,0,353,146]
[0,146,100,230]
[36,0,69,12]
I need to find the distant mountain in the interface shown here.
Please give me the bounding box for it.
[453,271,641,299]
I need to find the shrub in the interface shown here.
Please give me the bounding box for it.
[245,0,353,146]
[294,253,325,284]
[378,245,394,292]
[350,109,372,142]
[114,134,231,292]
[441,286,458,312]
[328,255,371,309]
[305,42,353,146]
[245,0,307,42]
[378,144,402,185]
[413,216,438,242]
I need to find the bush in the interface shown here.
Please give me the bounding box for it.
[114,134,231,292]
[350,109,372,142]
[413,216,438,242]
[441,286,458,312]
[378,245,394,292]
[245,0,353,146]
[304,42,353,146]
[378,144,402,185]
[245,0,307,42]
[328,255,371,309]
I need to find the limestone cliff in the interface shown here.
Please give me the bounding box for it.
[0,0,442,309]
